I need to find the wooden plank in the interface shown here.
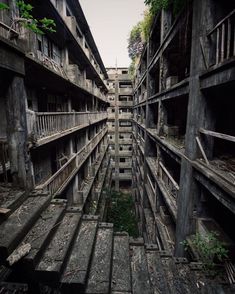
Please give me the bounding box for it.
[145,249,170,294]
[35,211,81,282]
[227,18,231,59]
[200,128,235,143]
[86,223,113,294]
[0,195,50,260]
[216,28,220,64]
[196,136,209,165]
[159,162,179,190]
[111,233,131,293]
[20,202,65,269]
[61,216,99,293]
[130,244,152,294]
[0,208,10,214]
[221,23,225,61]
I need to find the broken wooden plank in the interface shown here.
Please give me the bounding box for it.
[20,202,66,269]
[0,208,11,214]
[61,215,99,293]
[0,195,50,260]
[111,232,131,293]
[7,243,31,266]
[196,136,209,165]
[86,223,113,294]
[35,211,81,282]
[130,243,152,294]
[199,128,235,143]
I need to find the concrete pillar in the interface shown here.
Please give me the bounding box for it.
[114,70,119,191]
[175,0,216,256]
[6,76,33,189]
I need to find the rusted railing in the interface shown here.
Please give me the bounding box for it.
[27,111,107,140]
[207,9,235,65]
[159,162,179,199]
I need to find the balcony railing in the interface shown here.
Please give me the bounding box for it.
[207,9,235,66]
[159,162,179,200]
[27,111,107,141]
[35,127,107,195]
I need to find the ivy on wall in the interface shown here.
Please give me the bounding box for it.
[0,0,56,35]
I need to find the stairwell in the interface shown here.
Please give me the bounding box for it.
[0,190,233,293]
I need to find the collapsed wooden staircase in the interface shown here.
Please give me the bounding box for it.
[0,190,234,294]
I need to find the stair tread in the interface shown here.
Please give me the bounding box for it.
[0,187,26,218]
[145,249,170,294]
[86,223,113,294]
[111,233,131,293]
[61,217,99,292]
[21,202,65,268]
[35,211,81,282]
[130,244,152,294]
[0,194,50,260]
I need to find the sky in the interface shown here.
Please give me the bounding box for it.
[80,0,146,68]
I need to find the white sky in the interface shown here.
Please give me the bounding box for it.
[79,0,146,68]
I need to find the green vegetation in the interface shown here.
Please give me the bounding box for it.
[0,2,9,9]
[144,0,186,16]
[106,190,139,237]
[182,231,228,275]
[127,9,153,78]
[0,0,56,34]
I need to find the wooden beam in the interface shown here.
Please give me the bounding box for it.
[196,136,209,165]
[159,161,179,190]
[0,208,11,214]
[199,128,235,143]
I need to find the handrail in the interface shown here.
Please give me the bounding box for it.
[207,9,235,36]
[159,161,179,191]
[36,127,107,194]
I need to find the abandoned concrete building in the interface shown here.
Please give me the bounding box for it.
[0,0,234,293]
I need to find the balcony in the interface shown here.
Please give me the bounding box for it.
[118,126,132,132]
[27,111,107,146]
[119,113,133,120]
[119,88,133,95]
[117,101,133,107]
[35,127,107,196]
[207,9,235,67]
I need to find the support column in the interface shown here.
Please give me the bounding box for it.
[6,75,32,189]
[175,0,216,256]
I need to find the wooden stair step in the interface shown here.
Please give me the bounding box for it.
[61,215,99,293]
[0,194,50,261]
[20,201,66,270]
[160,253,191,294]
[86,223,113,294]
[130,238,152,294]
[111,232,131,293]
[173,258,200,294]
[35,210,81,283]
[0,186,27,221]
[145,245,170,294]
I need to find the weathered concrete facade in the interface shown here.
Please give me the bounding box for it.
[107,68,133,191]
[132,0,235,259]
[0,0,111,216]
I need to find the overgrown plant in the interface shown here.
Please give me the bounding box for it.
[106,190,138,237]
[182,231,228,275]
[144,0,187,16]
[0,0,56,35]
